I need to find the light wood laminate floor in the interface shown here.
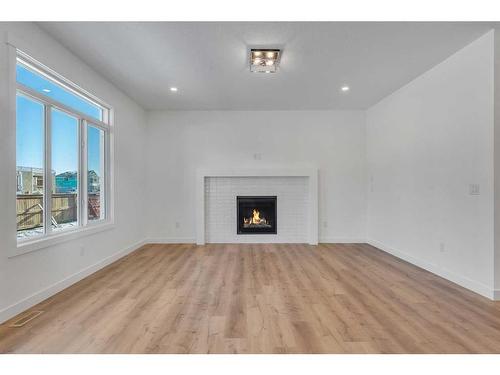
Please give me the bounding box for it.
[1,243,500,353]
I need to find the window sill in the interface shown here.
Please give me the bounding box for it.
[11,222,115,258]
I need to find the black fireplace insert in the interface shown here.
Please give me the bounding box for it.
[237,196,277,234]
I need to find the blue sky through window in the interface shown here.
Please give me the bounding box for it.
[16,66,104,177]
[88,126,103,177]
[51,109,78,175]
[16,95,44,170]
[17,64,102,121]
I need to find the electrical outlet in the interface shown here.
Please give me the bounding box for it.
[253,153,262,160]
[175,221,180,229]
[469,184,480,196]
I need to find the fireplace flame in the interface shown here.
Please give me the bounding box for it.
[244,209,267,226]
[252,209,261,224]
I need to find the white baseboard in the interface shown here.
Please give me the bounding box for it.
[147,237,196,244]
[367,239,496,300]
[149,237,365,244]
[0,238,147,324]
[319,237,365,243]
[493,289,500,300]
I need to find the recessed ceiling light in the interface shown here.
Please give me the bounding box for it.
[170,87,178,92]
[250,48,281,73]
[43,88,51,93]
[341,86,350,92]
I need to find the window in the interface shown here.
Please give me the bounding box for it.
[16,171,23,193]
[16,52,111,243]
[34,176,43,189]
[51,108,79,232]
[16,95,45,238]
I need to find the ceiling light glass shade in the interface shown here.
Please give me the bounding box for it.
[250,49,281,73]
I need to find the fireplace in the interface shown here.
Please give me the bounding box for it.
[237,196,277,234]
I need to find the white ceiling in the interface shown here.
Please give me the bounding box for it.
[38,22,495,110]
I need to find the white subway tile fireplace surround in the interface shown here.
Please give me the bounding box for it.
[196,168,318,245]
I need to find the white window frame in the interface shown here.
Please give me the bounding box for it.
[12,48,115,256]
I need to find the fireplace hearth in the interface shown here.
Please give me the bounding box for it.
[237,196,277,234]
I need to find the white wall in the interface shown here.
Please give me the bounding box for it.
[0,23,147,323]
[494,30,500,295]
[366,31,495,298]
[145,110,366,243]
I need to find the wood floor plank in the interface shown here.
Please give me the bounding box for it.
[1,243,500,353]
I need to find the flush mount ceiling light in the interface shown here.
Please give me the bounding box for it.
[341,85,350,92]
[170,87,178,92]
[250,49,281,73]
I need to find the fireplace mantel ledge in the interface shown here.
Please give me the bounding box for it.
[195,167,318,245]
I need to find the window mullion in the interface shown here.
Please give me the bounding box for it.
[81,120,88,227]
[77,119,82,227]
[101,129,107,221]
[44,105,53,235]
